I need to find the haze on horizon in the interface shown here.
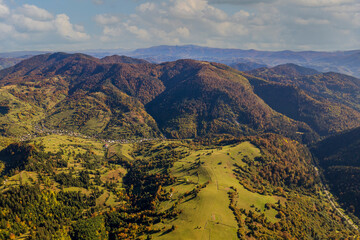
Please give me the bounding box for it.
[0,0,358,52]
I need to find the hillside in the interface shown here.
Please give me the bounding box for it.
[0,134,356,239]
[1,53,359,142]
[249,64,360,111]
[0,53,319,142]
[250,64,320,77]
[146,61,315,141]
[229,62,267,71]
[0,58,25,70]
[0,53,165,139]
[245,75,360,137]
[100,55,149,64]
[0,53,358,239]
[247,64,360,136]
[312,127,360,218]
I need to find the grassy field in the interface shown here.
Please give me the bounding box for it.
[0,136,282,236]
[33,134,104,156]
[0,88,45,136]
[0,136,285,239]
[31,134,106,173]
[1,171,38,190]
[1,135,126,209]
[0,135,355,239]
[107,143,134,161]
[152,142,281,239]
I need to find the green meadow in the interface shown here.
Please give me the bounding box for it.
[152,142,280,240]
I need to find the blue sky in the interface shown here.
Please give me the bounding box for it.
[0,0,359,52]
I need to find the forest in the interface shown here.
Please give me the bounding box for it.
[0,134,356,239]
[0,53,358,239]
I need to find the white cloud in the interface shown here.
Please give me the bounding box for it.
[92,0,360,50]
[54,14,90,41]
[1,0,360,51]
[125,23,150,40]
[209,0,354,6]
[293,0,355,7]
[169,0,208,18]
[17,4,53,20]
[175,27,190,38]
[103,26,122,37]
[209,0,275,4]
[96,0,250,48]
[0,1,91,51]
[0,22,13,36]
[95,14,120,25]
[137,2,156,12]
[233,10,251,21]
[295,17,329,25]
[324,3,360,27]
[0,0,9,18]
[11,14,55,32]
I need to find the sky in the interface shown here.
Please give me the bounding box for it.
[0,0,359,52]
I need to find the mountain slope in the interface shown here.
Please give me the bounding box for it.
[146,61,316,141]
[247,65,360,136]
[0,53,318,142]
[100,55,149,64]
[251,63,320,77]
[0,53,164,138]
[1,53,358,142]
[249,64,360,111]
[312,127,360,217]
[229,61,267,71]
[0,57,25,70]
[0,52,358,239]
[0,134,357,239]
[245,74,360,136]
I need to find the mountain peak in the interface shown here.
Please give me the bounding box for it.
[269,63,320,76]
[46,52,97,62]
[100,55,149,64]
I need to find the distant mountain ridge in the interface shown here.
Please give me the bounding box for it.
[2,45,360,77]
[252,63,320,77]
[123,45,360,78]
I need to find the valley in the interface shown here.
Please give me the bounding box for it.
[0,53,358,239]
[1,0,360,237]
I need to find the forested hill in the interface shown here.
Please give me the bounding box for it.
[247,64,360,136]
[312,126,360,217]
[0,53,359,143]
[249,63,360,111]
[0,53,359,239]
[0,53,313,142]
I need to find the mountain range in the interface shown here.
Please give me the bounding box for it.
[0,52,359,143]
[3,45,360,78]
[106,45,360,78]
[0,52,359,239]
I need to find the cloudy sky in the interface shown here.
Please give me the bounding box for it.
[0,0,359,52]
